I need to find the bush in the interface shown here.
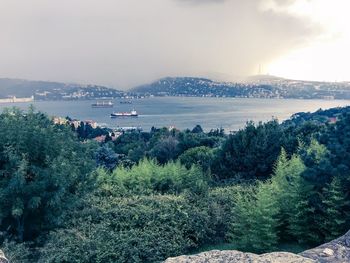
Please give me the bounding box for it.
[95,159,210,196]
[40,195,211,263]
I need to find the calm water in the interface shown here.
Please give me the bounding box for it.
[1,97,349,132]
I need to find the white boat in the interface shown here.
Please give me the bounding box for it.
[110,110,138,117]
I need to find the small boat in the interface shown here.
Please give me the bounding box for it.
[110,110,138,118]
[92,100,114,108]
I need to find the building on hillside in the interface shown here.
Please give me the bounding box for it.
[328,117,338,124]
[85,120,98,129]
[94,135,106,143]
[70,119,81,129]
[0,96,34,103]
[53,117,68,125]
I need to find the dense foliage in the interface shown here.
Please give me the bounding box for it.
[0,107,94,243]
[1,106,350,262]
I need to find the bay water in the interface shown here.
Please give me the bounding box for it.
[1,97,349,132]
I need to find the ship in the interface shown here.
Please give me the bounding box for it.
[110,109,138,118]
[120,100,132,104]
[91,100,114,108]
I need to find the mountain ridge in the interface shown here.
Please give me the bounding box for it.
[131,76,350,99]
[0,78,123,100]
[2,75,350,100]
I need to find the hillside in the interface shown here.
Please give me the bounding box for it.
[131,77,279,98]
[0,78,123,100]
[131,77,280,98]
[2,76,350,101]
[131,76,350,99]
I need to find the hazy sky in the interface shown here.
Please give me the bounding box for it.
[0,0,348,88]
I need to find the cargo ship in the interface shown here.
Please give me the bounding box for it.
[110,110,138,118]
[120,100,132,104]
[91,100,114,108]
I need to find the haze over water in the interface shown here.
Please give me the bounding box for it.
[1,97,349,132]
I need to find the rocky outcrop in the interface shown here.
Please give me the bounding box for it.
[300,230,350,262]
[0,250,8,263]
[165,250,315,263]
[165,231,350,263]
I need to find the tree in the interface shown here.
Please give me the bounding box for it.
[230,182,280,253]
[321,177,349,241]
[0,108,94,241]
[272,149,307,239]
[192,125,204,133]
[213,120,287,180]
[76,121,86,139]
[150,137,179,164]
[94,145,119,171]
[178,146,214,172]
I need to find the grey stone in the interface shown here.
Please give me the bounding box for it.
[300,230,350,263]
[164,230,350,263]
[0,250,8,263]
[164,250,315,263]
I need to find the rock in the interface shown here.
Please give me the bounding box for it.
[165,250,315,263]
[321,248,334,257]
[164,230,350,263]
[300,230,350,263]
[0,250,8,263]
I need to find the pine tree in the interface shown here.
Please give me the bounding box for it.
[272,150,308,240]
[321,177,349,241]
[230,182,280,253]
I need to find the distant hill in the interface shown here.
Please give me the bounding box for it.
[131,77,280,98]
[131,76,350,99]
[2,76,350,101]
[0,78,123,100]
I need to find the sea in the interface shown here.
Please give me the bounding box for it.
[1,97,349,132]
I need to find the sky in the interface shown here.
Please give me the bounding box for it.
[0,0,349,88]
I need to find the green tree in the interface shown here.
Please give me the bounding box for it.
[272,149,308,239]
[230,182,280,253]
[192,125,204,133]
[0,108,94,241]
[94,145,119,170]
[178,146,214,172]
[321,177,349,241]
[213,120,287,180]
[292,139,333,244]
[150,137,179,164]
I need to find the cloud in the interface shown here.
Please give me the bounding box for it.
[176,0,296,5]
[177,0,227,4]
[0,0,322,88]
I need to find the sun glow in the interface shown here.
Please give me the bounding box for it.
[267,0,350,81]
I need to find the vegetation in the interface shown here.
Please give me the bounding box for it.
[1,106,350,262]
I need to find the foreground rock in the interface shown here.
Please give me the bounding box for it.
[0,250,8,263]
[300,230,350,263]
[165,250,315,263]
[165,230,350,263]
